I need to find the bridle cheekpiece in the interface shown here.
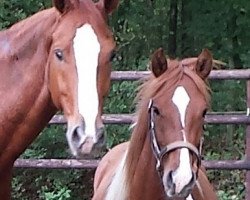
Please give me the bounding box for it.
[147,99,202,178]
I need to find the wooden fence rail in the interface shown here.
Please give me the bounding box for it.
[111,69,250,80]
[49,113,250,125]
[14,158,250,170]
[14,69,250,199]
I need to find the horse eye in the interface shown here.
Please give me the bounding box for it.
[109,50,116,62]
[54,49,64,61]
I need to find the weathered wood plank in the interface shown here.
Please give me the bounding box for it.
[111,69,250,81]
[14,159,250,170]
[49,113,250,125]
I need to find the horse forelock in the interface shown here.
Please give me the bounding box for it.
[72,0,113,35]
[136,60,210,109]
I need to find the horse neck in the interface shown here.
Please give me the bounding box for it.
[124,108,164,199]
[0,8,58,84]
[0,7,59,109]
[0,8,58,96]
[0,8,59,164]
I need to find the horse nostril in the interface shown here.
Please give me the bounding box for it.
[72,127,80,143]
[167,170,174,189]
[97,127,105,141]
[99,132,104,141]
[188,171,196,187]
[71,126,85,147]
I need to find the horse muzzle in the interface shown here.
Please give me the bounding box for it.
[164,169,196,198]
[66,124,106,157]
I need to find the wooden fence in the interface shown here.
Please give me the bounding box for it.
[14,69,250,199]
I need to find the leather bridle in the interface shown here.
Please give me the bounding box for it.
[148,99,202,178]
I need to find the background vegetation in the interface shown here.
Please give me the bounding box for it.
[0,0,250,199]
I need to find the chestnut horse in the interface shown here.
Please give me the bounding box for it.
[0,0,119,199]
[93,49,217,200]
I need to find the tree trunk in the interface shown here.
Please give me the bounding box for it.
[230,12,242,69]
[168,0,178,58]
[180,0,194,57]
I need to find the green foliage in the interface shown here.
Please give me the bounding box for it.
[20,126,68,159]
[183,0,250,67]
[104,81,138,113]
[211,80,246,112]
[106,124,131,148]
[0,0,51,29]
[39,182,71,200]
[12,168,90,200]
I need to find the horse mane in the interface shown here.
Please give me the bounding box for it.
[125,59,211,188]
[0,8,59,59]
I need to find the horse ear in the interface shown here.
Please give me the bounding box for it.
[53,0,79,14]
[195,49,213,80]
[97,0,119,15]
[151,48,168,77]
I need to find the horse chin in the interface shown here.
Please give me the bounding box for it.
[66,123,107,158]
[79,137,95,154]
[164,182,192,199]
[77,137,106,159]
[166,189,191,199]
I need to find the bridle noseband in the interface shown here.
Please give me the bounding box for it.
[148,99,202,178]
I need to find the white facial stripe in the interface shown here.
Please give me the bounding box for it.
[182,130,187,142]
[172,86,190,127]
[73,24,100,141]
[172,148,193,193]
[172,86,192,193]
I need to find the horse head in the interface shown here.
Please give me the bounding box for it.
[47,0,119,157]
[148,48,213,198]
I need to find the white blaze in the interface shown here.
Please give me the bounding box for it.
[172,86,190,128]
[171,86,193,193]
[73,24,100,141]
